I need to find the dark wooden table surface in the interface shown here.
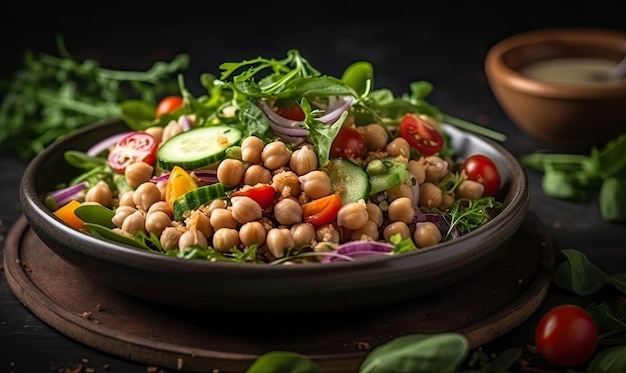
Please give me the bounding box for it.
[1,4,625,372]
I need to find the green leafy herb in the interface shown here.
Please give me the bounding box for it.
[520,134,626,223]
[444,197,502,240]
[0,34,188,159]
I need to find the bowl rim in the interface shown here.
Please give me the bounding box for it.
[485,27,626,99]
[20,119,530,276]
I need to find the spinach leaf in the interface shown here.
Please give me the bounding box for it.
[245,351,321,373]
[359,333,469,373]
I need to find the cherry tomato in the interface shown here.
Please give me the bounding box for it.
[107,131,158,174]
[398,113,444,156]
[230,184,276,209]
[155,95,184,118]
[272,99,305,121]
[459,154,501,198]
[535,304,598,367]
[330,126,366,159]
[302,193,343,227]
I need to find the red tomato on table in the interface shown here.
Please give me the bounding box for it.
[107,132,158,174]
[398,113,444,156]
[535,304,598,367]
[460,154,501,198]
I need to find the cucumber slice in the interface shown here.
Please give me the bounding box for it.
[369,158,410,195]
[173,183,228,221]
[157,125,242,171]
[322,158,370,204]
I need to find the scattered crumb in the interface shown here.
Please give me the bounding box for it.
[177,358,184,370]
[355,341,371,350]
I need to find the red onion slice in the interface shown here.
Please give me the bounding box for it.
[86,131,133,157]
[321,240,393,263]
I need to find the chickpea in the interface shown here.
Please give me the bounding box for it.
[85,181,113,208]
[209,208,238,230]
[274,197,303,225]
[272,171,301,198]
[179,227,209,250]
[261,141,291,170]
[207,199,228,212]
[143,126,163,143]
[439,193,455,211]
[366,202,384,228]
[121,210,146,234]
[212,228,241,252]
[118,190,135,207]
[217,159,245,187]
[240,136,265,164]
[386,183,413,202]
[155,181,168,202]
[423,156,449,183]
[290,222,316,248]
[244,164,273,185]
[299,170,331,199]
[239,221,267,247]
[132,182,162,211]
[147,201,173,219]
[162,121,183,143]
[413,221,442,248]
[145,211,171,236]
[186,210,213,238]
[350,220,380,241]
[316,224,340,243]
[456,180,485,200]
[385,137,411,159]
[230,196,263,224]
[418,182,443,209]
[160,226,183,250]
[336,200,369,230]
[409,159,426,185]
[363,124,389,151]
[383,221,411,242]
[112,206,136,228]
[289,145,318,175]
[125,161,154,189]
[266,228,294,258]
[388,197,416,224]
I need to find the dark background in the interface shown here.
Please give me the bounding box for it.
[2,2,626,372]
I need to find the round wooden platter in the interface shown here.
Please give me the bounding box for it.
[4,213,553,373]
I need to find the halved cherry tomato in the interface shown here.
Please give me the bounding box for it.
[155,95,184,118]
[302,193,343,227]
[166,166,199,210]
[272,98,305,121]
[535,304,598,367]
[107,132,158,174]
[398,113,444,156]
[230,184,276,209]
[330,126,366,159]
[459,154,501,198]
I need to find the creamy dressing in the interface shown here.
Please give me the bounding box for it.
[520,58,618,85]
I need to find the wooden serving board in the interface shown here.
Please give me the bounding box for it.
[4,213,554,373]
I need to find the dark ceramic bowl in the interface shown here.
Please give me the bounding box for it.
[485,28,626,148]
[20,119,530,314]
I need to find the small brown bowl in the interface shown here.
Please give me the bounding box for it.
[485,28,626,148]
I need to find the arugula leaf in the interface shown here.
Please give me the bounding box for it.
[300,97,347,166]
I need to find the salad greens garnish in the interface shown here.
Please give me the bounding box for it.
[521,134,626,223]
[0,34,188,159]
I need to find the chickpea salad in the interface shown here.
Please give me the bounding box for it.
[45,50,504,265]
